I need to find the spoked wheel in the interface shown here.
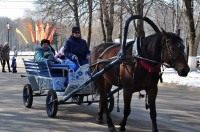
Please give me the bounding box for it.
[72,95,84,105]
[107,95,114,113]
[46,89,58,117]
[23,84,33,108]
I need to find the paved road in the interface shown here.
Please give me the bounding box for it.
[0,58,199,132]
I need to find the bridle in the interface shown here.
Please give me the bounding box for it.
[161,38,176,68]
[161,37,185,69]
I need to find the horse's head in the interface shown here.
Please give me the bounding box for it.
[161,30,190,76]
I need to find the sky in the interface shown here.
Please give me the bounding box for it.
[0,0,35,20]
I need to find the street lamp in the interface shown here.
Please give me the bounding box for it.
[7,23,9,43]
[7,23,12,44]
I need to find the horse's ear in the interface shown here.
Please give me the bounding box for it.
[176,29,181,36]
[161,28,169,38]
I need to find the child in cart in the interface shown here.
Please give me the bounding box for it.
[44,52,60,64]
[55,47,67,64]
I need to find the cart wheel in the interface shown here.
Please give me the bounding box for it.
[107,95,114,113]
[72,95,84,105]
[46,89,58,117]
[23,84,33,108]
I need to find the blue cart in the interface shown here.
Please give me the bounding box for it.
[22,59,115,117]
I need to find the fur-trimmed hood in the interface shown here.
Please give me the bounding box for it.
[36,46,51,52]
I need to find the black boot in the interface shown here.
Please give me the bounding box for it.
[2,67,6,72]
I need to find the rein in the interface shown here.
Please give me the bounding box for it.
[132,36,162,72]
[132,36,177,72]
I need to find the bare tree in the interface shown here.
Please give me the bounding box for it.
[135,0,145,36]
[99,1,106,42]
[33,0,98,48]
[122,0,155,37]
[100,0,115,42]
[87,0,93,47]
[183,0,200,70]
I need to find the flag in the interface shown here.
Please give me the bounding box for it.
[33,27,36,44]
[44,23,51,39]
[41,25,45,40]
[48,27,56,43]
[28,22,34,42]
[38,21,45,41]
[35,23,38,41]
[16,28,28,44]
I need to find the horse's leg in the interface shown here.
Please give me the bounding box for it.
[101,83,115,131]
[95,78,104,124]
[119,89,133,131]
[97,81,115,131]
[146,87,158,132]
[97,95,104,124]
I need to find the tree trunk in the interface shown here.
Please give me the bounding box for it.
[183,0,198,71]
[119,1,123,44]
[101,0,114,42]
[135,0,145,36]
[87,0,92,48]
[99,1,106,43]
[73,0,80,28]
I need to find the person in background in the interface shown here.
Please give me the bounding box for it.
[1,42,11,72]
[63,26,90,86]
[0,44,3,65]
[13,46,16,57]
[11,57,17,73]
[34,39,60,65]
[14,49,18,57]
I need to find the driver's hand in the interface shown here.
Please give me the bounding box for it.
[86,56,90,60]
[49,61,54,65]
[74,56,78,60]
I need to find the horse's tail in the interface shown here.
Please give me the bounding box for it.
[90,64,101,95]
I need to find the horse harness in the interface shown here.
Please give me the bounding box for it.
[90,36,180,110]
[91,34,180,79]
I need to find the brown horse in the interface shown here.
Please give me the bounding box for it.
[90,30,190,132]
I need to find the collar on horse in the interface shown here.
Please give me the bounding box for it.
[132,36,161,72]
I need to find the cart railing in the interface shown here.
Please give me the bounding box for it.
[23,58,68,78]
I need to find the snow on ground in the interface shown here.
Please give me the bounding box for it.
[162,68,200,88]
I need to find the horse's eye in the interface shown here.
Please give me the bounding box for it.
[166,39,170,43]
[171,47,175,51]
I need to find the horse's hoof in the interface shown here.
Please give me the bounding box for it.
[119,126,126,131]
[96,117,103,124]
[153,129,158,132]
[108,126,116,132]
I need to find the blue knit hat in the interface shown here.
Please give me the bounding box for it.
[72,26,80,33]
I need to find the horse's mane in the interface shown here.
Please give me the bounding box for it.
[141,32,183,61]
[91,42,116,53]
[142,33,163,60]
[166,32,183,45]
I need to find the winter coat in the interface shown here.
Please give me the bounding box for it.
[11,57,17,67]
[34,46,60,63]
[64,36,90,63]
[1,45,10,60]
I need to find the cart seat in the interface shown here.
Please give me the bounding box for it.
[23,59,68,77]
